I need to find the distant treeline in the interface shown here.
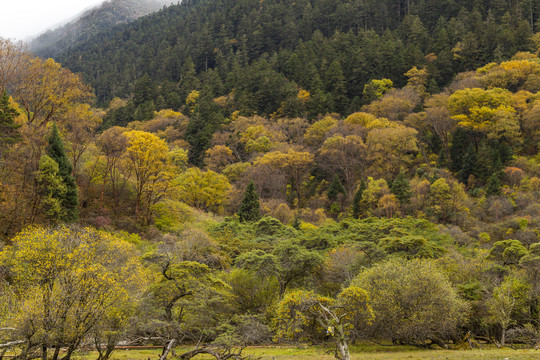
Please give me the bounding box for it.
[57,0,538,117]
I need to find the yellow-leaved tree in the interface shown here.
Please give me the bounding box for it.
[447,87,521,143]
[173,167,231,212]
[14,58,93,128]
[366,126,418,178]
[124,130,173,223]
[0,226,146,360]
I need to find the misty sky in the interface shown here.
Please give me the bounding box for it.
[0,0,106,41]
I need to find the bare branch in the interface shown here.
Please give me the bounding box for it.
[0,340,26,349]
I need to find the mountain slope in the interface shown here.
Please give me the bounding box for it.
[29,0,173,58]
[56,0,538,116]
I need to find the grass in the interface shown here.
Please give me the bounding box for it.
[67,345,539,360]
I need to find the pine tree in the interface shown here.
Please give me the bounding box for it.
[238,181,261,222]
[391,171,411,206]
[352,179,366,219]
[46,124,78,222]
[437,148,447,168]
[327,175,346,201]
[449,127,471,172]
[37,155,67,224]
[486,173,502,196]
[459,145,478,185]
[291,212,301,230]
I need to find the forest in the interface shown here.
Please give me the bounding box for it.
[0,0,539,359]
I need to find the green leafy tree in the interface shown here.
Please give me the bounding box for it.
[352,259,467,347]
[237,181,261,222]
[235,240,323,298]
[488,240,528,266]
[488,274,531,347]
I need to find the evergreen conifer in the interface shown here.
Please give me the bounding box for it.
[449,127,470,172]
[486,173,502,196]
[437,148,447,168]
[352,179,366,219]
[238,181,261,222]
[391,171,411,206]
[459,145,478,185]
[327,176,346,201]
[37,155,67,223]
[46,124,78,222]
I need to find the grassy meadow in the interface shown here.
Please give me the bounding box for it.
[64,345,539,360]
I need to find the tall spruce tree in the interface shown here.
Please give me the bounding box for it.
[327,175,346,201]
[46,124,78,222]
[391,171,411,206]
[449,127,471,172]
[238,181,261,222]
[486,172,502,196]
[459,145,478,185]
[352,179,366,219]
[37,155,67,224]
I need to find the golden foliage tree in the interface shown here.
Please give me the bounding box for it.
[124,130,173,222]
[0,226,145,360]
[173,167,231,211]
[366,126,418,178]
[14,58,93,128]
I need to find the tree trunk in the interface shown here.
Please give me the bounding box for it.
[51,346,60,360]
[159,339,176,360]
[336,341,350,360]
[98,342,116,360]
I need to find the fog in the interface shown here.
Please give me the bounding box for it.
[0,0,107,41]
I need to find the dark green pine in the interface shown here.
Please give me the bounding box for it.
[327,176,346,201]
[352,179,366,219]
[391,171,411,206]
[449,127,471,172]
[459,145,478,185]
[238,181,261,222]
[47,124,78,222]
[485,173,502,196]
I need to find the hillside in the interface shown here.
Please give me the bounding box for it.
[56,0,538,115]
[0,1,540,359]
[28,0,173,58]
